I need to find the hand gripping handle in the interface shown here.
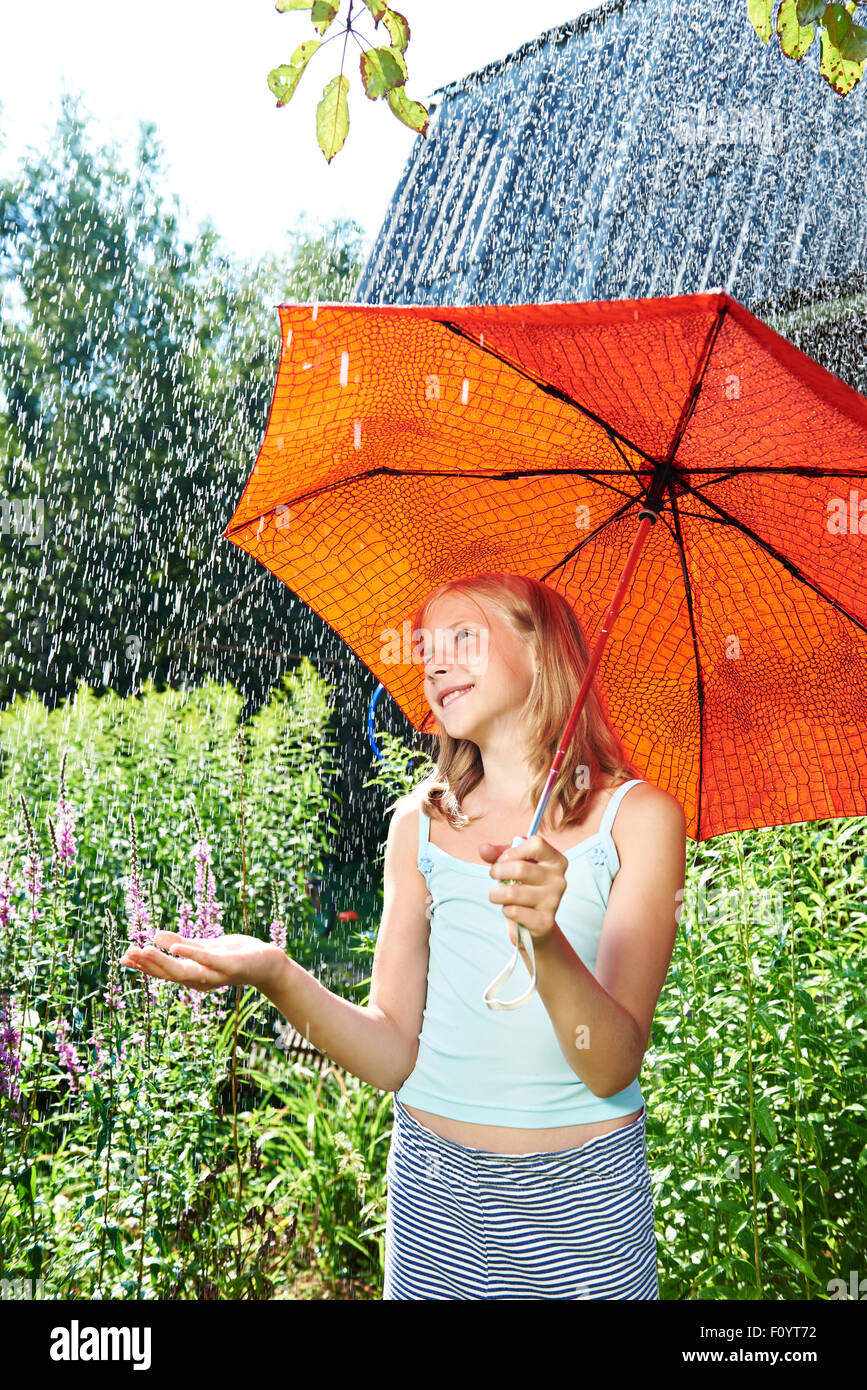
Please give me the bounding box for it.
[481,835,538,1010]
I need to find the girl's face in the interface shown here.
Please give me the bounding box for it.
[419,591,536,746]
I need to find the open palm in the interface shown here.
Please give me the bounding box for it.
[120,930,285,995]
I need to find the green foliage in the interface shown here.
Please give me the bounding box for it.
[644,812,867,1298]
[749,0,776,40]
[0,93,369,714]
[269,1,428,160]
[2,696,865,1299]
[749,0,867,92]
[777,0,819,57]
[0,661,340,963]
[0,670,381,1298]
[247,1059,391,1290]
[361,728,435,850]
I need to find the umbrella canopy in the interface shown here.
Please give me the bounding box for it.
[223,290,867,843]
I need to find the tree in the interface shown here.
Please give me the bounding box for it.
[0,91,370,718]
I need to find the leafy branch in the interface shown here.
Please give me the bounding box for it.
[268,0,429,162]
[749,0,867,93]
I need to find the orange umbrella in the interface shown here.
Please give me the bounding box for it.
[223,292,867,1000]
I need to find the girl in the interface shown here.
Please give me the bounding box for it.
[120,571,686,1301]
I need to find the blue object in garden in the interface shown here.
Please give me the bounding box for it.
[367,682,385,760]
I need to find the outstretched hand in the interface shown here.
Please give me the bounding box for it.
[119,931,287,996]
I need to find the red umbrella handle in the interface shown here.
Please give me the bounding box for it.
[481,507,659,1010]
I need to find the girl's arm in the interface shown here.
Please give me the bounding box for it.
[121,795,431,1093]
[261,795,430,1089]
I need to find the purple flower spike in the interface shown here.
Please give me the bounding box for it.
[55,795,78,867]
[23,853,44,923]
[0,994,22,1102]
[0,869,14,932]
[55,1017,86,1097]
[124,870,154,953]
[193,836,223,941]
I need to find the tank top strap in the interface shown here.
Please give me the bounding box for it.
[417,801,431,854]
[599,778,644,840]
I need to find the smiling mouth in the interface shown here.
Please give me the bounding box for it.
[440,684,474,708]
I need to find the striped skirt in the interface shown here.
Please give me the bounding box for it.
[383,1097,658,1300]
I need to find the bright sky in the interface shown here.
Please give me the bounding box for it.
[0,0,600,268]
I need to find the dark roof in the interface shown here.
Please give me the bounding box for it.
[351,0,867,316]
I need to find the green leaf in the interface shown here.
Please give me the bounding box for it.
[148,1224,168,1254]
[386,82,429,135]
[760,1167,802,1212]
[383,6,410,51]
[275,1,314,10]
[363,0,388,21]
[694,1050,715,1078]
[95,1116,113,1159]
[359,44,407,99]
[14,1164,36,1209]
[823,1,867,59]
[754,1099,778,1146]
[793,1116,816,1147]
[767,1239,822,1284]
[310,0,339,35]
[290,37,324,71]
[748,0,775,41]
[819,21,867,90]
[796,0,828,19]
[104,1222,129,1269]
[268,37,322,106]
[316,73,351,162]
[729,1255,763,1284]
[778,0,817,56]
[838,16,867,58]
[268,65,302,107]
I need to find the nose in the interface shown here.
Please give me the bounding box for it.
[423,645,451,677]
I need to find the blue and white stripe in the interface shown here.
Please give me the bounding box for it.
[383,1098,659,1299]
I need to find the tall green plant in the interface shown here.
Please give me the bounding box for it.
[0,665,347,1296]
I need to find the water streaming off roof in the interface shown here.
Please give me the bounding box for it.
[351,0,867,326]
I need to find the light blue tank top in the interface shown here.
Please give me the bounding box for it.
[395,778,647,1127]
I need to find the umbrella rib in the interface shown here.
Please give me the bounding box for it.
[223,466,652,536]
[607,432,649,493]
[670,465,867,488]
[678,479,867,638]
[663,303,729,466]
[665,479,706,843]
[436,319,659,467]
[538,496,645,588]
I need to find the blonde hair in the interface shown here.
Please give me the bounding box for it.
[410,572,640,833]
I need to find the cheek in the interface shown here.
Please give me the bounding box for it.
[487,655,524,691]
